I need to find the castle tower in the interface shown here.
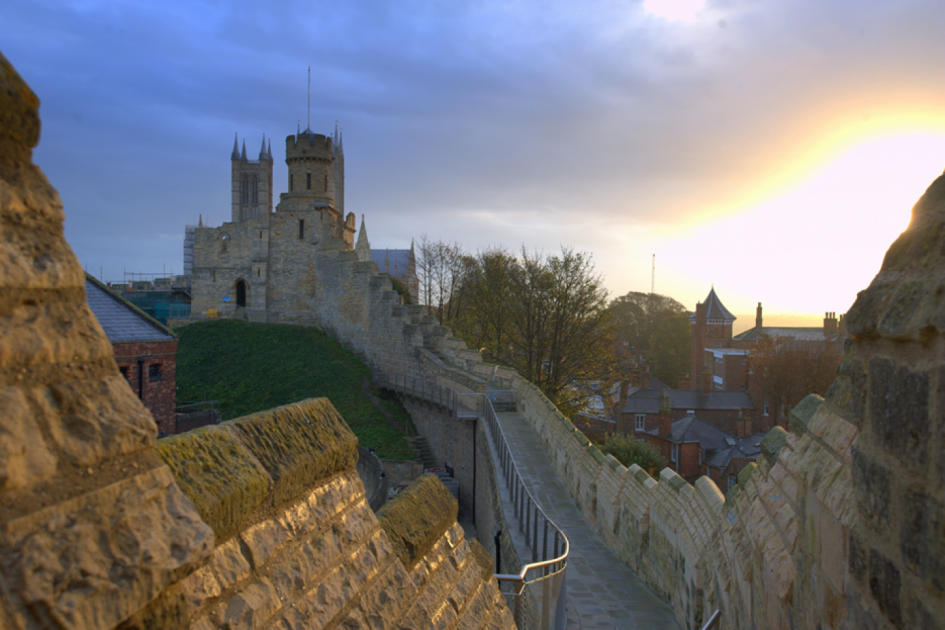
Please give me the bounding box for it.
[230,133,273,223]
[688,287,737,391]
[283,128,335,208]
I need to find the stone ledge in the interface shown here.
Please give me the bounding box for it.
[154,426,270,539]
[788,394,824,435]
[377,474,458,571]
[232,398,359,506]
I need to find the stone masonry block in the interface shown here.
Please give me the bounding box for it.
[46,376,156,467]
[377,474,458,571]
[153,423,270,540]
[0,385,57,490]
[788,394,823,436]
[868,356,930,474]
[0,51,40,148]
[899,486,945,594]
[232,397,359,507]
[0,465,212,630]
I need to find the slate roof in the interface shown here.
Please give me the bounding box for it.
[704,433,765,470]
[621,387,754,415]
[689,287,736,324]
[666,415,731,450]
[85,275,175,344]
[370,248,412,279]
[734,326,832,342]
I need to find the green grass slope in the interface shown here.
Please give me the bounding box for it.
[174,319,414,460]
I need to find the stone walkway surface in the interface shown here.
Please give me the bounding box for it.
[490,410,679,630]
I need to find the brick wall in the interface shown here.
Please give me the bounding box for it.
[112,339,177,436]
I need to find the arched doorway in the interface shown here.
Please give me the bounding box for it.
[236,280,246,307]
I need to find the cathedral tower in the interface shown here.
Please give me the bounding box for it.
[231,133,273,223]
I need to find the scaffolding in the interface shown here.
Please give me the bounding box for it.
[184,224,195,276]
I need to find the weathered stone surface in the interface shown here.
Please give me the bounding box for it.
[154,425,269,539]
[231,398,358,506]
[0,465,212,629]
[0,386,57,490]
[377,474,458,571]
[46,376,156,467]
[0,51,40,149]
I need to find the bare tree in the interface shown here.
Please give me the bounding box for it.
[748,335,841,420]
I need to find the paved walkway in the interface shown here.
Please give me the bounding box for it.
[490,410,678,630]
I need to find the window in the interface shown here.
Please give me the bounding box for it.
[148,364,163,381]
[252,175,258,204]
[698,449,703,466]
[306,172,311,190]
[713,342,722,349]
[635,414,645,431]
[241,175,248,204]
[715,356,723,364]
[119,366,129,379]
[728,474,737,490]
[290,173,294,191]
[670,443,677,463]
[299,219,305,239]
[763,398,770,416]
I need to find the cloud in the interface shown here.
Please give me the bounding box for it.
[2,0,943,309]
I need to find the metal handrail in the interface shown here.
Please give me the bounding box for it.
[700,609,721,630]
[483,394,569,630]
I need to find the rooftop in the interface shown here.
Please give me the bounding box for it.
[85,275,175,344]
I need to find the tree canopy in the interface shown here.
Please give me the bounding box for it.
[430,245,618,418]
[608,291,691,387]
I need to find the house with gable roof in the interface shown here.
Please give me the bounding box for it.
[85,273,178,436]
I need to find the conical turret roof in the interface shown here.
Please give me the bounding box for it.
[259,134,267,160]
[690,286,737,323]
[240,140,247,161]
[231,133,239,160]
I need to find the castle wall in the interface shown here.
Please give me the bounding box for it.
[0,55,515,630]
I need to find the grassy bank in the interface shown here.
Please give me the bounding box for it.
[174,319,414,460]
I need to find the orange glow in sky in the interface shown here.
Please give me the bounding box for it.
[647,127,945,317]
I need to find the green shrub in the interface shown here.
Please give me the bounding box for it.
[596,432,667,471]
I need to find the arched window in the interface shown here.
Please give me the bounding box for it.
[289,173,294,191]
[306,172,311,190]
[252,175,258,205]
[241,175,248,204]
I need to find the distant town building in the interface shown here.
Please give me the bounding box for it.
[631,389,765,483]
[84,274,177,436]
[680,287,845,429]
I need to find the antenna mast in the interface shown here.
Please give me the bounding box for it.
[651,254,655,295]
[307,66,311,130]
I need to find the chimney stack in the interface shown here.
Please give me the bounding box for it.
[658,391,672,437]
[824,311,838,336]
[756,302,763,330]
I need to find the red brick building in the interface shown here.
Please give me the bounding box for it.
[634,393,764,483]
[618,380,756,437]
[85,275,178,436]
[682,287,845,429]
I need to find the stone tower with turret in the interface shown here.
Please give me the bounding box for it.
[231,134,273,223]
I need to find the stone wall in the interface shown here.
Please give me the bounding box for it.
[423,169,945,630]
[150,399,515,629]
[0,52,212,629]
[0,53,515,630]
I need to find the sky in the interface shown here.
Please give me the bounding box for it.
[4,0,945,331]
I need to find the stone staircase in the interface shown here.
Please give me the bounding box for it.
[405,435,436,469]
[433,472,460,500]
